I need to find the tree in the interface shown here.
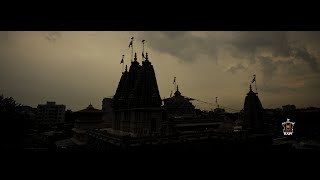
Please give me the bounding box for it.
[0,94,24,150]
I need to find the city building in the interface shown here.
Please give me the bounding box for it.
[65,109,75,124]
[36,101,65,126]
[282,104,296,112]
[71,104,104,146]
[102,97,113,127]
[21,105,37,129]
[264,108,282,137]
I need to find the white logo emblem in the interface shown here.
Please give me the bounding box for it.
[282,118,295,135]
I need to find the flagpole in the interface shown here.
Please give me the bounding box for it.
[131,42,133,62]
[142,40,145,60]
[129,37,134,62]
[176,77,177,91]
[173,77,176,92]
[122,55,124,73]
[122,62,124,73]
[254,75,258,93]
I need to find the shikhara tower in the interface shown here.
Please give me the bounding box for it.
[111,52,163,136]
[243,84,265,133]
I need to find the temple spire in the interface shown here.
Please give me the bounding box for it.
[174,84,181,96]
[120,54,125,73]
[142,40,145,60]
[173,76,177,93]
[134,52,137,61]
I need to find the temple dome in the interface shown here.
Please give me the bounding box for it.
[164,85,195,117]
[77,104,102,113]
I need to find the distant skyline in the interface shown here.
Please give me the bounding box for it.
[1,31,320,111]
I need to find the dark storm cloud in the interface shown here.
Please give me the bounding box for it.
[230,31,291,59]
[292,46,319,72]
[140,31,294,63]
[45,31,62,42]
[305,77,320,89]
[140,31,320,77]
[259,84,297,94]
[258,56,277,78]
[138,31,218,62]
[227,63,245,74]
[161,31,189,39]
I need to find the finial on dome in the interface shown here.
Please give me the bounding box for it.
[174,85,181,96]
[134,52,137,61]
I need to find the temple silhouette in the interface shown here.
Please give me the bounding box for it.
[18,38,320,152]
[78,47,273,152]
[244,84,265,133]
[110,52,162,135]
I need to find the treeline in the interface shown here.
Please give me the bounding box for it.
[0,94,25,150]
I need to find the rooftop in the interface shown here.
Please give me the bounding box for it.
[77,104,102,113]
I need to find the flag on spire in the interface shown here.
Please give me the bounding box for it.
[129,37,133,48]
[120,55,124,64]
[142,40,146,59]
[251,75,256,84]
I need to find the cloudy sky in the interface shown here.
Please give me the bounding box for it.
[1,31,320,111]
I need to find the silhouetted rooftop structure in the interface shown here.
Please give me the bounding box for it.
[163,85,196,118]
[77,104,102,113]
[71,104,104,146]
[110,52,163,135]
[243,85,265,133]
[112,52,162,109]
[282,104,296,112]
